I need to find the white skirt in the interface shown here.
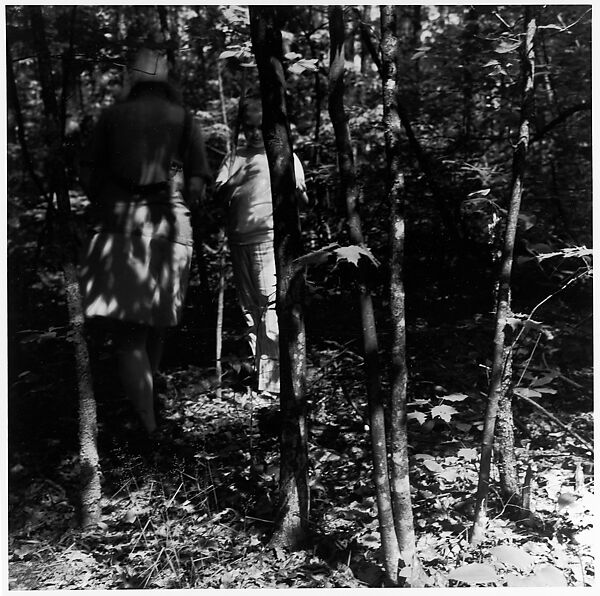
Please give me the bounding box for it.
[79,231,193,327]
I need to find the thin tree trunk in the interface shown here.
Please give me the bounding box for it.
[380,4,416,565]
[459,7,479,152]
[215,230,227,398]
[59,6,77,144]
[495,343,521,506]
[250,6,309,549]
[397,5,421,112]
[6,45,49,201]
[353,7,382,72]
[471,6,536,545]
[356,19,458,242]
[64,261,101,528]
[312,53,322,166]
[328,6,400,585]
[214,61,231,399]
[157,5,180,72]
[29,5,101,528]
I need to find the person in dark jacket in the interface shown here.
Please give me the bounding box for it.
[79,46,210,436]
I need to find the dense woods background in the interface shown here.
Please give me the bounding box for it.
[6,4,593,589]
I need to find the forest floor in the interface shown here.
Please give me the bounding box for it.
[6,198,595,589]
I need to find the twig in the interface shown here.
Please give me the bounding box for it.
[511,268,589,350]
[493,11,514,31]
[165,482,184,509]
[244,515,274,524]
[514,392,593,451]
[552,8,592,34]
[515,331,542,388]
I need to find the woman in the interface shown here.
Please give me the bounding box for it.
[215,97,308,397]
[79,46,210,437]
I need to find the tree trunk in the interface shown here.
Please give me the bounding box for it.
[214,60,231,398]
[459,7,479,152]
[380,4,416,565]
[328,6,400,585]
[6,44,49,201]
[310,43,322,166]
[495,345,521,506]
[29,5,101,529]
[471,6,536,545]
[355,16,458,243]
[157,5,180,73]
[397,5,421,112]
[249,6,309,550]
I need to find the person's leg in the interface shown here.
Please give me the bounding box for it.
[147,326,166,375]
[251,241,280,394]
[114,322,157,434]
[230,243,260,356]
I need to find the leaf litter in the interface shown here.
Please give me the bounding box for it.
[8,244,594,588]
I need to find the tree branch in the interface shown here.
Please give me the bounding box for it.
[532,101,591,143]
[352,7,382,72]
[514,391,593,452]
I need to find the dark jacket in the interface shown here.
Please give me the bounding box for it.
[85,83,210,245]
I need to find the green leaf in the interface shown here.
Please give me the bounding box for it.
[530,373,559,387]
[518,213,537,231]
[457,448,478,461]
[288,58,318,75]
[422,460,444,474]
[218,49,241,60]
[467,189,491,199]
[431,405,458,422]
[438,467,459,482]
[448,563,498,585]
[495,40,521,54]
[440,393,468,402]
[538,24,563,30]
[514,387,542,399]
[489,545,534,571]
[334,245,379,268]
[411,50,428,60]
[407,411,427,425]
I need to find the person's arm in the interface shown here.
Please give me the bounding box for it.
[185,118,212,210]
[186,176,206,211]
[215,154,246,203]
[293,153,309,205]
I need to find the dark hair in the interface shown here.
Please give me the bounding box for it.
[240,95,262,120]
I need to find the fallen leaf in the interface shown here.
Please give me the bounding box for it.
[448,563,498,585]
[431,405,458,423]
[490,545,534,571]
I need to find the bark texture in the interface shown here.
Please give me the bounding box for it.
[495,345,521,505]
[472,7,536,545]
[249,6,309,549]
[29,5,101,528]
[328,6,400,585]
[381,4,416,564]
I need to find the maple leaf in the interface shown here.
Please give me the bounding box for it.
[431,405,458,422]
[407,411,427,425]
[334,245,379,267]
